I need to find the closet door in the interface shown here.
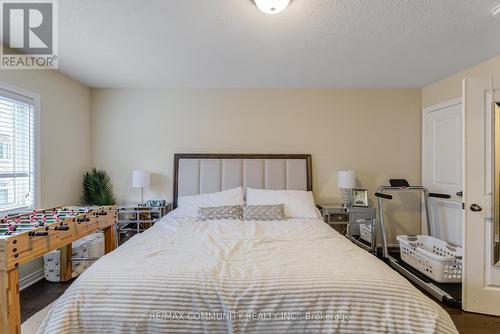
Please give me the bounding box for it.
[464,75,500,316]
[422,98,464,246]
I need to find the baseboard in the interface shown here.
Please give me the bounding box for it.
[19,269,45,291]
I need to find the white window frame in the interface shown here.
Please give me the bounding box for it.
[0,81,41,214]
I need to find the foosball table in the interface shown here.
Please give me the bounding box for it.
[0,206,118,334]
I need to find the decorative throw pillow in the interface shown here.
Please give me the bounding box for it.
[243,204,286,221]
[198,205,243,221]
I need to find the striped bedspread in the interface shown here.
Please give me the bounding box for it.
[37,215,458,333]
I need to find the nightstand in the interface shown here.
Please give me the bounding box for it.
[117,203,172,244]
[317,204,377,254]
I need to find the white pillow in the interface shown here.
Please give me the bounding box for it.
[172,187,244,217]
[246,188,319,218]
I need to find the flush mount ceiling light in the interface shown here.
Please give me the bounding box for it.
[493,4,500,16]
[254,0,291,15]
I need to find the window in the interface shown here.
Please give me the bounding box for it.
[0,85,37,212]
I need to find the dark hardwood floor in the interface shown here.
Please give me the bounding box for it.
[20,278,500,333]
[441,304,500,334]
[20,279,74,322]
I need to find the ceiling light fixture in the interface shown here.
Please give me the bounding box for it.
[254,0,291,15]
[493,4,500,17]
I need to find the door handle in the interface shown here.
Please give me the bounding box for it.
[456,191,463,197]
[470,204,482,212]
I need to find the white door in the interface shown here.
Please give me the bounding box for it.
[422,99,464,246]
[464,75,500,316]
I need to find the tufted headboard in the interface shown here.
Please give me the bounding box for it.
[173,153,312,208]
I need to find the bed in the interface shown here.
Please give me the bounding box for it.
[36,154,458,333]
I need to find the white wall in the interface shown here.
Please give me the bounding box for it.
[422,54,500,107]
[0,70,92,283]
[0,71,92,207]
[92,88,423,240]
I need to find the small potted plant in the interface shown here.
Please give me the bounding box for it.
[81,168,116,205]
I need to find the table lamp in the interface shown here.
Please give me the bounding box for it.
[337,170,355,208]
[132,170,151,204]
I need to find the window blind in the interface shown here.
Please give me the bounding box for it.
[0,91,35,212]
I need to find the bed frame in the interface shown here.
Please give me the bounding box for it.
[173,154,312,208]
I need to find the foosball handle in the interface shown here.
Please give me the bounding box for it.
[97,211,108,216]
[54,225,70,231]
[29,231,49,237]
[76,218,90,223]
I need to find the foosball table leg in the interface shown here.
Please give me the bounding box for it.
[59,243,73,282]
[0,269,21,334]
[103,225,117,254]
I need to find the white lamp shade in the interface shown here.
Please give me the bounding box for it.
[254,0,291,14]
[337,170,356,189]
[132,170,151,188]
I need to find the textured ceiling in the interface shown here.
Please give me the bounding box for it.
[57,0,500,88]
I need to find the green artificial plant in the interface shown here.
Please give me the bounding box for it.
[81,168,116,205]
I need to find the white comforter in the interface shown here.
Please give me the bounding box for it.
[37,215,458,333]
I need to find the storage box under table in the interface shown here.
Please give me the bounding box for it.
[43,232,104,282]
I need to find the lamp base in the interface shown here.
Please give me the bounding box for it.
[341,188,353,208]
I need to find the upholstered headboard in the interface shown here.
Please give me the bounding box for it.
[173,154,312,208]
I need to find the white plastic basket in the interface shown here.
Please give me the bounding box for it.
[359,224,372,243]
[396,235,462,283]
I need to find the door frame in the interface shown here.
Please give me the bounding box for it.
[422,97,465,240]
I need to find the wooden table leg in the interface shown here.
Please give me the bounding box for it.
[59,243,73,282]
[0,269,21,334]
[104,225,117,254]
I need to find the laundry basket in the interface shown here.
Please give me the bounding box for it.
[43,232,104,282]
[396,235,462,283]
